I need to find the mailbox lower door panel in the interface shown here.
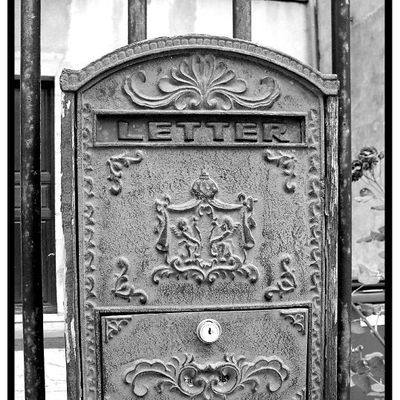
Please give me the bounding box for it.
[100,307,309,399]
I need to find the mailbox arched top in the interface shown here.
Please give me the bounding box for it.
[60,34,338,95]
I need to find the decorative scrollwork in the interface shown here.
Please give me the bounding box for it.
[123,54,280,110]
[292,388,307,400]
[61,35,339,95]
[306,108,323,400]
[264,150,298,193]
[82,103,97,398]
[264,255,297,301]
[280,310,307,335]
[153,169,259,284]
[106,151,144,195]
[112,257,148,304]
[124,353,290,399]
[104,317,132,343]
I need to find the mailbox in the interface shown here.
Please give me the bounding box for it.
[61,35,339,400]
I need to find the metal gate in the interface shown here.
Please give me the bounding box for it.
[18,1,353,399]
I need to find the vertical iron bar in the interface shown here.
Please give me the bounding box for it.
[21,0,46,399]
[128,0,147,44]
[331,0,352,399]
[233,0,251,41]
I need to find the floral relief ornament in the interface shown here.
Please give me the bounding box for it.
[124,353,290,400]
[123,54,280,110]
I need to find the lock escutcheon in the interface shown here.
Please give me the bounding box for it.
[196,319,221,344]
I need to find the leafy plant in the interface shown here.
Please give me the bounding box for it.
[351,147,385,398]
[352,147,385,284]
[351,345,385,397]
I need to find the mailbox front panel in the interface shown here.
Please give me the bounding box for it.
[100,306,310,400]
[61,36,338,400]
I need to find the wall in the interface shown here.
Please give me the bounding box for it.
[16,0,383,316]
[15,0,129,315]
[14,0,322,316]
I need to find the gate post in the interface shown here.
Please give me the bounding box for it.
[128,0,147,44]
[232,0,251,41]
[20,0,46,398]
[332,0,352,399]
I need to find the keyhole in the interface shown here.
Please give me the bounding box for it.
[196,319,221,343]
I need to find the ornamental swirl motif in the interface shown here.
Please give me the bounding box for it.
[124,353,290,399]
[307,109,323,400]
[106,151,144,195]
[104,316,132,343]
[280,310,307,335]
[264,255,297,301]
[82,103,97,397]
[293,388,307,400]
[123,54,280,110]
[264,150,298,193]
[112,257,148,304]
[153,169,259,284]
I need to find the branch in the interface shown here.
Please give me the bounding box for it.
[352,303,385,347]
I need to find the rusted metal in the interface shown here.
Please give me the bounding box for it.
[324,96,339,400]
[331,0,352,399]
[128,0,147,44]
[20,0,46,398]
[61,36,338,399]
[233,0,251,41]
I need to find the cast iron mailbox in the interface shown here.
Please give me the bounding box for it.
[61,35,339,400]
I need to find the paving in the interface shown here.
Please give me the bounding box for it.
[14,348,67,399]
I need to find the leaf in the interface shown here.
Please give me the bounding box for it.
[377,263,385,275]
[357,264,381,285]
[365,353,385,379]
[359,187,375,197]
[356,229,384,243]
[351,320,368,335]
[352,374,372,393]
[367,391,385,397]
[355,196,373,203]
[356,235,373,243]
[359,303,375,317]
[370,382,385,393]
[355,188,376,203]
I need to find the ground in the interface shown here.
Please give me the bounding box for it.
[14,348,67,400]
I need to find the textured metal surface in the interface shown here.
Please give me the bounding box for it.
[59,35,339,94]
[20,0,46,398]
[101,306,309,399]
[61,92,82,400]
[128,0,147,44]
[332,1,352,399]
[61,36,338,400]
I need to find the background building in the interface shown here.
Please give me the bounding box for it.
[13,1,385,398]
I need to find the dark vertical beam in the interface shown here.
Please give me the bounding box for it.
[20,0,46,399]
[233,0,251,41]
[128,0,147,44]
[331,1,352,399]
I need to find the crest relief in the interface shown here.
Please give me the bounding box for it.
[153,169,259,284]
